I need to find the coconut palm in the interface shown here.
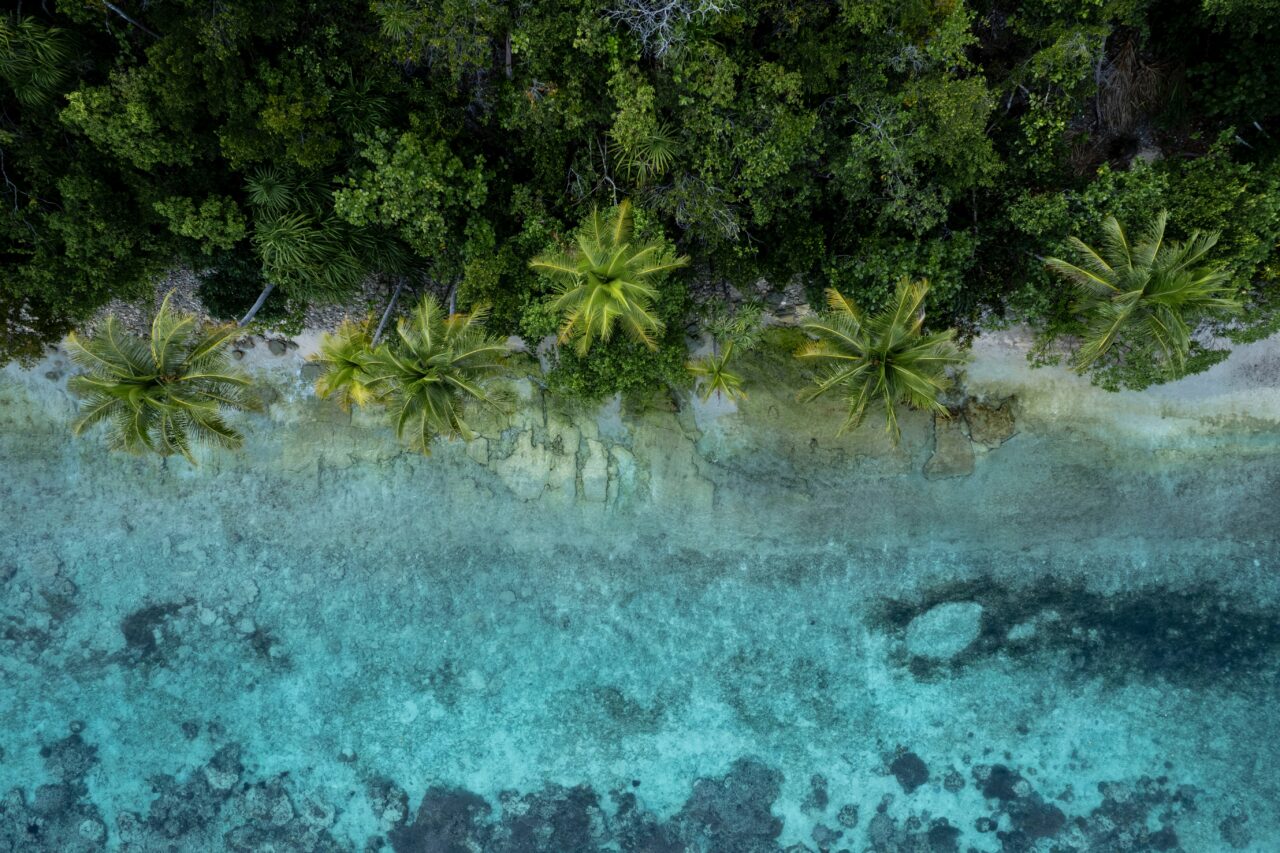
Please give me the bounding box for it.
[66,292,254,462]
[1044,211,1240,372]
[797,278,965,441]
[687,299,761,402]
[688,341,746,402]
[310,317,378,411]
[363,294,508,454]
[529,200,688,355]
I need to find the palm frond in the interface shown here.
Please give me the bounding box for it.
[798,280,965,442]
[529,200,677,355]
[1047,212,1239,375]
[66,300,253,462]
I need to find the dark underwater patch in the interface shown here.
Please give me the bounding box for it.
[874,575,1280,686]
[120,602,183,660]
[0,729,1240,852]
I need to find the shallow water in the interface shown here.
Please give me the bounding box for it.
[2,346,1279,852]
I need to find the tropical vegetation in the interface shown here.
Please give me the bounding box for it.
[1,0,1277,449]
[65,292,254,462]
[311,318,378,412]
[797,280,966,441]
[1044,212,1241,378]
[530,200,688,355]
[312,295,509,454]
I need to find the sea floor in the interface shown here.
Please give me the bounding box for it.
[1,336,1279,852]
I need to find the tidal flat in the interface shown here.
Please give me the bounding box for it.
[2,333,1279,852]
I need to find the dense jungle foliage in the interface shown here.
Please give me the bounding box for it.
[2,0,1278,395]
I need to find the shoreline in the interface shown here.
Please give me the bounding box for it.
[11,314,1280,441]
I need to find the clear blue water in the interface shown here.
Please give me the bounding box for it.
[2,356,1278,852]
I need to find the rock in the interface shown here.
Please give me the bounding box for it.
[579,439,609,503]
[1007,620,1038,642]
[675,758,784,850]
[905,601,984,660]
[923,416,974,479]
[300,362,323,382]
[801,774,828,814]
[78,817,106,841]
[608,445,636,503]
[963,397,1017,448]
[267,339,287,356]
[1219,806,1251,849]
[232,349,245,360]
[811,822,842,848]
[391,786,493,851]
[890,751,929,793]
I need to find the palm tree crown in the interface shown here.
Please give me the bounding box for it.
[689,341,746,402]
[66,292,254,462]
[529,200,688,355]
[1044,211,1240,372]
[797,279,965,440]
[364,295,508,453]
[311,317,378,411]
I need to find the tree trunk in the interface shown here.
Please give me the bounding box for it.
[103,2,161,38]
[237,282,276,327]
[504,33,513,80]
[372,278,406,345]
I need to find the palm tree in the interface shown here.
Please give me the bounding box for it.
[363,294,508,454]
[529,200,688,355]
[310,317,378,411]
[66,292,254,462]
[688,341,746,402]
[687,299,761,403]
[0,16,72,106]
[609,121,678,187]
[797,279,965,441]
[1044,211,1240,373]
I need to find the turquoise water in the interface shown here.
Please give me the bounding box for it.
[2,353,1279,852]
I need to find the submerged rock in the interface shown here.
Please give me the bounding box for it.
[674,757,783,852]
[905,601,984,660]
[963,397,1017,448]
[890,751,929,793]
[923,416,974,479]
[390,786,492,852]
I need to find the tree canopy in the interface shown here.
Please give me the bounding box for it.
[2,0,1277,393]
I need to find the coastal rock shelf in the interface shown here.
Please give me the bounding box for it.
[2,332,1280,851]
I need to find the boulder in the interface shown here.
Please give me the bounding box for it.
[963,397,1017,448]
[905,601,984,660]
